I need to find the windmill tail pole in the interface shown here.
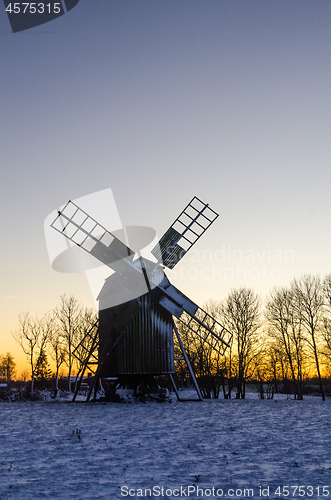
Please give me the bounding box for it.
[173,322,203,401]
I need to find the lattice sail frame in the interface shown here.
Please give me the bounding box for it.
[50,200,135,270]
[177,306,232,356]
[157,282,232,355]
[152,196,219,269]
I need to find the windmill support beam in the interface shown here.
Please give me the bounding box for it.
[72,320,99,402]
[173,322,203,401]
[168,373,181,401]
[72,366,87,402]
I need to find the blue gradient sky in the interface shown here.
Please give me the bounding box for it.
[1,0,331,370]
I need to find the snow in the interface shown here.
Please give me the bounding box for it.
[0,394,330,499]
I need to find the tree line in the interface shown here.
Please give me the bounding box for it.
[12,295,97,395]
[8,273,331,399]
[175,273,331,400]
[0,353,16,385]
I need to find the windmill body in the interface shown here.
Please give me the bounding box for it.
[98,263,174,378]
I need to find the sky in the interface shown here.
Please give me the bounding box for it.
[1,0,331,372]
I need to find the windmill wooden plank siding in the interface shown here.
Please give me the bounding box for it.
[98,289,174,377]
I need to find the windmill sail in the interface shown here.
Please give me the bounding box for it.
[50,200,135,273]
[157,282,232,355]
[152,196,219,269]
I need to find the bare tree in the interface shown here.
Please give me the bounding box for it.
[49,329,66,396]
[55,295,83,392]
[321,274,331,369]
[174,315,204,390]
[221,287,261,399]
[267,344,281,392]
[321,319,331,372]
[0,352,16,385]
[219,336,235,399]
[199,301,236,399]
[292,275,325,401]
[72,307,98,372]
[12,313,53,394]
[174,302,228,399]
[253,344,275,399]
[20,369,30,383]
[266,287,306,399]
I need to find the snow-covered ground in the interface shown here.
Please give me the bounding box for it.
[0,394,330,500]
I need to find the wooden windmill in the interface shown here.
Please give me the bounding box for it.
[50,196,232,401]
